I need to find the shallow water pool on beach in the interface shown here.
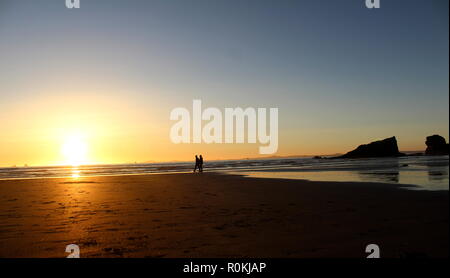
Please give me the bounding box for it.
[229,156,449,191]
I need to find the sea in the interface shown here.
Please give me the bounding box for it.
[0,155,448,191]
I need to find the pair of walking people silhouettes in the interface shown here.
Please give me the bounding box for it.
[194,155,203,173]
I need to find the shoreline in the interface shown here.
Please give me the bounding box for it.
[2,155,448,191]
[0,173,448,258]
[1,170,446,192]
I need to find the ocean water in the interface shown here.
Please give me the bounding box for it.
[0,155,448,191]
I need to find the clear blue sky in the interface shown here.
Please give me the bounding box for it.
[0,0,448,165]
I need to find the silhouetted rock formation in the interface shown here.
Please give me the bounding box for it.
[425,135,449,155]
[338,136,404,158]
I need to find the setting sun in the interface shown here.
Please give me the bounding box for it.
[61,134,89,166]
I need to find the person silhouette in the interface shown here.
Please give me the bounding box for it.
[193,155,199,173]
[199,155,204,172]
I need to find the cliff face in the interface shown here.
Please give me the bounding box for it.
[338,136,404,158]
[425,135,449,155]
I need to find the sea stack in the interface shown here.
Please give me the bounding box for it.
[338,136,404,158]
[425,135,449,155]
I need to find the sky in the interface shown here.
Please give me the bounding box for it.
[0,0,448,166]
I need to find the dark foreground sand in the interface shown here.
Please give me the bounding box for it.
[0,173,448,258]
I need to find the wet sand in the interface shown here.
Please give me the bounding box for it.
[0,173,447,258]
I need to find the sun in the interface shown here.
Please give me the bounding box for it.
[61,134,89,166]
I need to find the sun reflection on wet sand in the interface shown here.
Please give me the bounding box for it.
[71,167,81,178]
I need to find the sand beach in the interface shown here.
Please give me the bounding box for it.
[0,173,447,258]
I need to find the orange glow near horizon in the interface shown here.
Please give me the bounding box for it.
[0,91,448,168]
